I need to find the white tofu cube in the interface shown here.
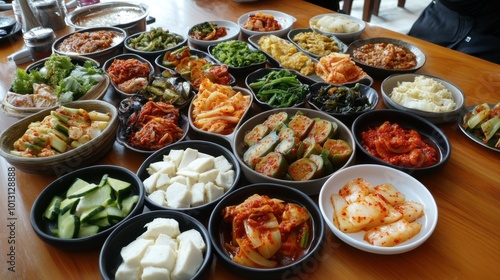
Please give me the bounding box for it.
[167,149,184,168]
[205,182,224,203]
[171,240,203,280]
[143,173,160,194]
[197,152,215,159]
[146,161,167,175]
[115,262,142,280]
[165,182,192,209]
[141,266,171,280]
[147,190,166,206]
[198,169,219,184]
[215,170,235,190]
[154,233,178,251]
[176,229,206,253]
[155,174,172,191]
[156,161,177,177]
[214,155,233,172]
[190,182,205,207]
[175,169,199,181]
[178,148,199,169]
[120,238,154,267]
[140,245,177,272]
[181,157,214,173]
[169,175,187,186]
[143,218,180,239]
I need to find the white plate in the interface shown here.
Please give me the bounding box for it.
[318,164,438,254]
[187,20,240,49]
[238,10,296,38]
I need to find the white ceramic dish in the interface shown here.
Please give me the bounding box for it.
[238,10,296,38]
[381,73,465,124]
[318,164,438,254]
[309,13,365,43]
[187,20,240,49]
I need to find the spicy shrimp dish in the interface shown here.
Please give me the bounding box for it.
[330,177,424,247]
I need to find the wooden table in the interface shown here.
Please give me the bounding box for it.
[1,0,499,279]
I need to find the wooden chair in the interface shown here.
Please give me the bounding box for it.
[342,0,406,22]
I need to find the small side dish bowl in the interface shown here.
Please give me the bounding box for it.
[346,37,426,79]
[232,107,356,195]
[309,13,365,44]
[102,53,155,99]
[381,73,465,124]
[208,183,325,278]
[124,28,187,63]
[307,82,379,125]
[0,100,118,175]
[100,210,212,280]
[52,26,127,65]
[30,165,145,250]
[287,27,348,58]
[187,20,241,49]
[207,40,268,75]
[245,67,315,110]
[318,164,438,254]
[351,109,451,176]
[136,140,241,219]
[238,10,296,38]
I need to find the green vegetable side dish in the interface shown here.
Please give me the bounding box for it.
[11,54,105,103]
[462,102,500,148]
[127,27,185,52]
[310,83,372,114]
[211,40,267,68]
[249,69,309,108]
[43,174,139,239]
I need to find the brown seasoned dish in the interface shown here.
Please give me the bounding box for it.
[352,42,417,70]
[56,30,124,54]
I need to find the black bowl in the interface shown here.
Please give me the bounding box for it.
[30,165,145,250]
[351,109,451,176]
[307,82,379,126]
[136,140,241,219]
[245,67,315,110]
[208,183,325,279]
[346,37,426,79]
[99,210,212,280]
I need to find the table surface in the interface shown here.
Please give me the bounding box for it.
[1,0,499,279]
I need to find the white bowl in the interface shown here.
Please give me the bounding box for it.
[318,164,438,254]
[238,10,296,38]
[187,20,241,49]
[309,13,365,44]
[381,73,465,124]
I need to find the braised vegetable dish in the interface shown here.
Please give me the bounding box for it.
[352,42,417,70]
[309,83,372,114]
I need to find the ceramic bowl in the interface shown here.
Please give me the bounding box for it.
[102,53,155,99]
[124,28,187,63]
[0,100,118,175]
[351,109,451,176]
[208,183,325,278]
[318,164,438,254]
[238,10,296,38]
[381,73,465,124]
[52,26,127,65]
[346,37,426,79]
[287,27,348,58]
[136,140,241,219]
[309,13,366,44]
[100,210,212,280]
[187,20,241,49]
[207,40,267,75]
[307,82,379,125]
[232,107,356,195]
[30,165,145,250]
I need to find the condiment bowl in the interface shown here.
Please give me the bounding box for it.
[232,107,356,195]
[208,183,325,279]
[136,140,241,219]
[238,10,296,38]
[309,13,366,43]
[100,210,212,280]
[381,73,465,124]
[187,20,241,50]
[319,164,438,254]
[287,27,348,58]
[307,82,379,125]
[102,53,155,99]
[207,40,268,75]
[0,100,118,175]
[346,37,426,79]
[52,26,127,65]
[351,109,451,176]
[30,165,145,250]
[124,28,187,63]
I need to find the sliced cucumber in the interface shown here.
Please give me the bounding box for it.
[43,196,62,221]
[77,225,100,238]
[107,176,131,206]
[263,111,288,130]
[243,131,280,168]
[66,178,91,198]
[121,195,139,217]
[75,185,115,216]
[288,114,315,140]
[278,127,296,141]
[80,205,105,223]
[244,124,270,147]
[254,152,288,178]
[59,197,80,214]
[288,158,318,181]
[66,183,98,198]
[274,136,300,161]
[307,119,337,145]
[57,211,80,239]
[323,139,353,166]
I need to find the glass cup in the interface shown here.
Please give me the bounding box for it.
[76,0,100,7]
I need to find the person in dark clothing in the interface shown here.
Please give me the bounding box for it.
[408,0,500,64]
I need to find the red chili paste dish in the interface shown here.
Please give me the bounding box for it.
[360,121,438,168]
